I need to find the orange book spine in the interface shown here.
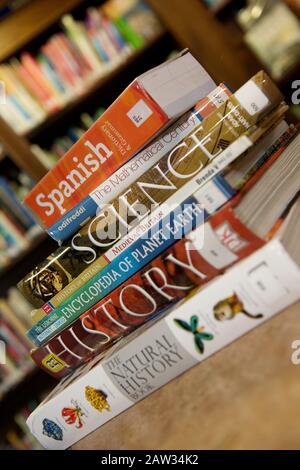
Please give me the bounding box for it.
[24,81,169,227]
[20,53,60,110]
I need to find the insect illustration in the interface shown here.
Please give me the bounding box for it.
[174,315,214,354]
[42,418,63,441]
[61,400,86,429]
[85,386,111,412]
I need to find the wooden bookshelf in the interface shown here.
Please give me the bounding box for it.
[25,30,168,140]
[0,0,83,62]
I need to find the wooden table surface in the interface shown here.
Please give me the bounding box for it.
[73,301,300,450]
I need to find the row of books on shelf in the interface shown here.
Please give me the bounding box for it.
[31,106,106,169]
[2,399,43,450]
[204,0,300,81]
[0,287,33,398]
[15,53,300,448]
[237,1,300,81]
[0,0,162,134]
[0,170,42,271]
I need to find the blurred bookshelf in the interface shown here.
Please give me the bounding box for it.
[25,29,167,140]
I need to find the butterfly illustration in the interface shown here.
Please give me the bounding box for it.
[174,315,214,354]
[61,400,86,429]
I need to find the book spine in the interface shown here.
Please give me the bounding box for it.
[40,44,73,94]
[22,97,286,316]
[0,66,41,124]
[19,75,283,310]
[23,82,169,225]
[31,203,264,378]
[19,85,230,308]
[1,65,46,120]
[21,52,61,104]
[47,38,79,88]
[113,17,144,49]
[61,15,103,72]
[28,192,208,346]
[46,85,230,242]
[27,239,300,449]
[0,176,35,228]
[37,55,66,96]
[24,54,216,228]
[31,128,255,326]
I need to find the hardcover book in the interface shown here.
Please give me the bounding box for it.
[30,129,299,377]
[18,84,233,308]
[24,51,215,228]
[26,233,300,449]
[18,72,284,310]
[27,105,291,348]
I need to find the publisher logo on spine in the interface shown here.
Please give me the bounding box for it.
[0,340,6,365]
[127,99,153,127]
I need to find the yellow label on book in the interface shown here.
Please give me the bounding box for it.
[42,353,66,373]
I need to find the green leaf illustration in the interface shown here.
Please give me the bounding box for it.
[190,315,199,333]
[174,319,192,332]
[198,332,214,341]
[194,335,204,354]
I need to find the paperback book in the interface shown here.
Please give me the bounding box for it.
[24,51,215,228]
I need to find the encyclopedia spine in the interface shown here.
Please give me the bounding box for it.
[18,71,284,312]
[18,84,233,309]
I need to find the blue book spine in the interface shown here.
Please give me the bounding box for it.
[90,36,110,62]
[39,56,66,94]
[47,196,98,241]
[8,95,32,121]
[213,174,236,199]
[28,195,207,346]
[0,176,36,228]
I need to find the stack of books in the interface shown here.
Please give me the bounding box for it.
[0,0,162,134]
[17,51,300,449]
